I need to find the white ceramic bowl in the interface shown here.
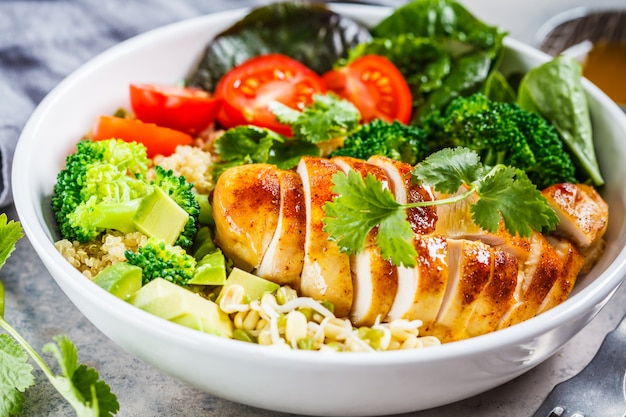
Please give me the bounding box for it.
[12,4,626,416]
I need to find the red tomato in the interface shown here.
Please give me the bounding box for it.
[214,53,326,136]
[322,55,412,124]
[129,84,221,134]
[92,115,193,158]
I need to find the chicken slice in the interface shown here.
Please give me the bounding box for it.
[498,232,564,328]
[465,247,519,337]
[255,170,306,289]
[431,239,493,342]
[367,155,437,235]
[542,182,608,272]
[331,156,398,326]
[297,157,353,317]
[537,236,585,314]
[213,164,280,272]
[386,234,448,332]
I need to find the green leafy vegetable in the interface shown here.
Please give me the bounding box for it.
[323,147,559,267]
[517,55,604,186]
[212,125,320,180]
[269,93,361,144]
[0,214,119,416]
[186,2,372,91]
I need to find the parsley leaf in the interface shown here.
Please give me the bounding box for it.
[270,93,361,144]
[324,147,559,267]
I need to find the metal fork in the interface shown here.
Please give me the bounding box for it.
[532,310,626,417]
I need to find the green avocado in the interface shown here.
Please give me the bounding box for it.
[132,186,189,245]
[217,267,280,304]
[92,262,142,301]
[187,249,227,286]
[130,278,233,338]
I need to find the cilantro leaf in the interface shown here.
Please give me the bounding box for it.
[323,147,558,267]
[0,334,35,416]
[0,216,119,416]
[323,171,417,267]
[43,336,119,417]
[0,214,24,271]
[270,93,361,144]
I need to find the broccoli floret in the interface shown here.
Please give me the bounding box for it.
[52,139,151,242]
[423,93,578,189]
[125,237,197,286]
[52,139,200,247]
[330,119,429,165]
[151,165,200,248]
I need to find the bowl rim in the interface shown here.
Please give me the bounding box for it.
[12,3,626,367]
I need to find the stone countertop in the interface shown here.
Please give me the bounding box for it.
[5,1,626,416]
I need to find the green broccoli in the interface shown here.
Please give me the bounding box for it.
[151,165,200,248]
[52,139,200,247]
[125,237,197,286]
[422,93,578,189]
[330,119,429,165]
[52,139,151,242]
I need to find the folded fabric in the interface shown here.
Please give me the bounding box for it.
[0,0,266,207]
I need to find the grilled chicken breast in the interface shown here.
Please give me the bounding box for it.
[212,155,608,343]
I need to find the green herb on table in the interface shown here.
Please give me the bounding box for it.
[0,214,119,417]
[323,147,559,268]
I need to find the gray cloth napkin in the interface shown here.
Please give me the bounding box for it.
[0,0,267,207]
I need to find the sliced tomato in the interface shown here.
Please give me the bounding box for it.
[92,115,193,158]
[129,83,221,134]
[214,53,326,136]
[322,55,412,124]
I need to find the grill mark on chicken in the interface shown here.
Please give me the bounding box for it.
[213,153,608,343]
[297,157,353,318]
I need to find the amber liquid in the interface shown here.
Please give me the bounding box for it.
[582,41,626,106]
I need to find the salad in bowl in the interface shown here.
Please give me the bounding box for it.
[12,0,626,415]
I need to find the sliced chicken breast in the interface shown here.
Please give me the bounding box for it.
[432,239,493,342]
[213,164,280,272]
[255,170,306,288]
[386,235,448,331]
[297,157,353,317]
[537,236,585,314]
[465,247,519,337]
[331,156,398,326]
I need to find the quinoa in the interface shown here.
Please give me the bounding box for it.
[55,231,148,279]
[152,145,215,194]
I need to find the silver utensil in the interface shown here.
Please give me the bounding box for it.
[532,310,626,417]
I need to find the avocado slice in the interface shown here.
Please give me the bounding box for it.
[93,262,142,300]
[187,249,227,286]
[217,267,280,304]
[130,278,233,338]
[132,186,189,245]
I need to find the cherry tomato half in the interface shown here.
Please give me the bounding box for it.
[322,55,412,124]
[129,84,222,135]
[214,53,326,136]
[92,115,193,158]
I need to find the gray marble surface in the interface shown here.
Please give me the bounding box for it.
[4,0,626,416]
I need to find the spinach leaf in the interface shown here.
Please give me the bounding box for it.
[186,2,372,92]
[372,0,506,59]
[518,55,604,186]
[416,51,493,123]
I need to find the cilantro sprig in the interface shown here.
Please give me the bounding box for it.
[0,214,119,416]
[323,147,559,267]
